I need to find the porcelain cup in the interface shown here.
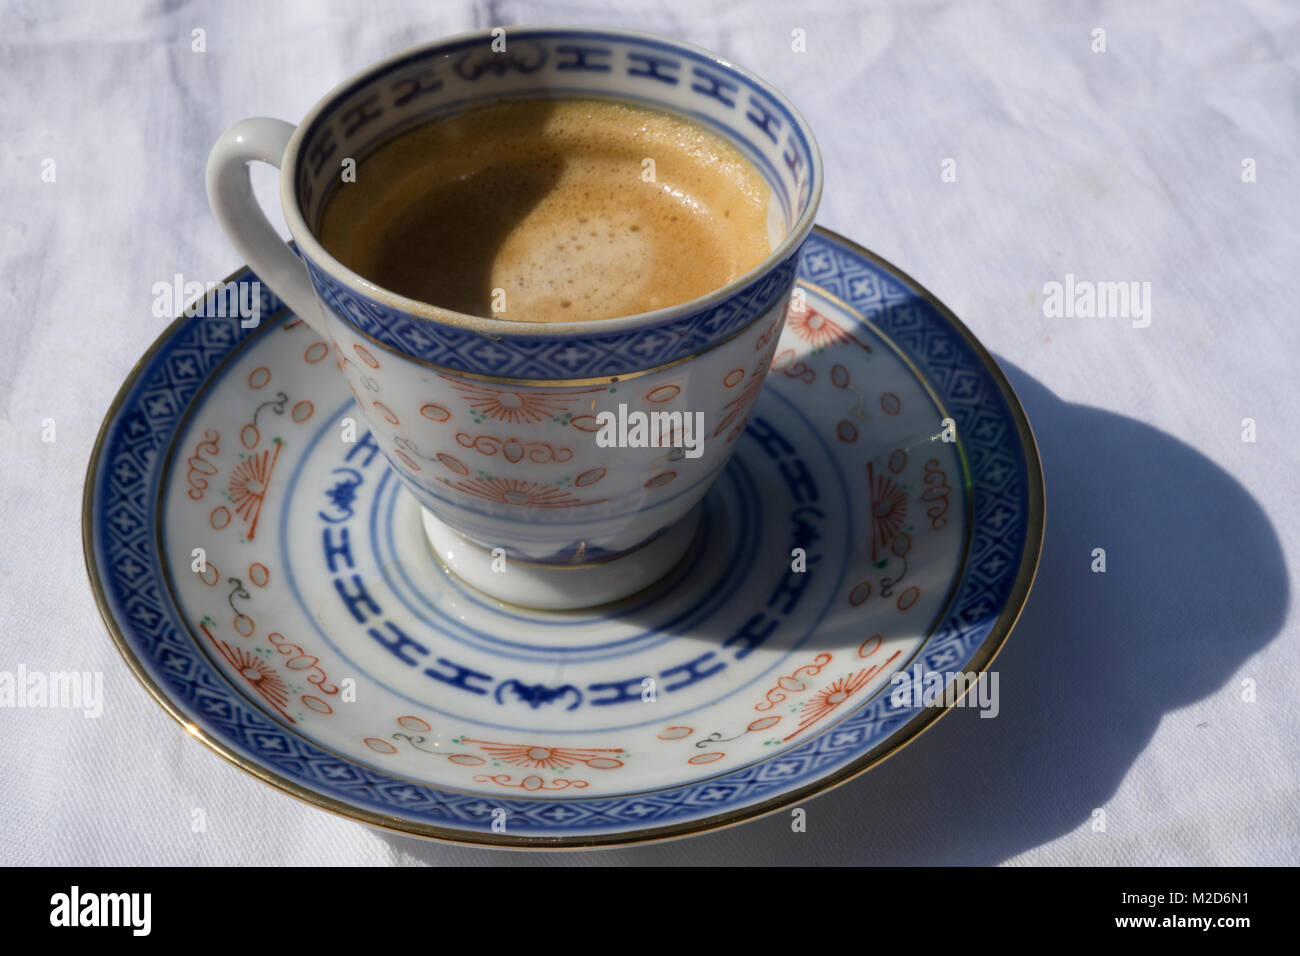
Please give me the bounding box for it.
[207,26,822,609]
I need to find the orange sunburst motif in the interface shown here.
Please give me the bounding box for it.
[458,738,625,770]
[712,316,785,439]
[228,440,281,539]
[200,622,294,722]
[440,375,603,425]
[782,669,875,741]
[867,460,908,562]
[441,476,604,509]
[230,647,290,707]
[785,306,872,352]
[713,371,766,438]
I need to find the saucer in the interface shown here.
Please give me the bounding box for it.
[84,227,1043,848]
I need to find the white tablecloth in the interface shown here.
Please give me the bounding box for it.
[2,0,1296,865]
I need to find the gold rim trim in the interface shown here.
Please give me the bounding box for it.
[82,228,1045,850]
[430,515,706,615]
[445,523,672,570]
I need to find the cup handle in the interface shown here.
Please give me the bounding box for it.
[206,117,329,339]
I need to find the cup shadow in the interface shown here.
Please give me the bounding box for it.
[319,100,562,316]
[374,357,1288,863]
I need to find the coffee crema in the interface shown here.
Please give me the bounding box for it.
[316,98,773,323]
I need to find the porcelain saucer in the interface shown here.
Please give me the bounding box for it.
[83,226,1043,848]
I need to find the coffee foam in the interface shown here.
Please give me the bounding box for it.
[317,98,773,323]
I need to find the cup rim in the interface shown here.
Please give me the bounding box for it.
[279,24,824,339]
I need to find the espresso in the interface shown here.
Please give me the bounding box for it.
[317,98,772,322]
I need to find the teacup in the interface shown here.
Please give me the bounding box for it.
[207,26,822,609]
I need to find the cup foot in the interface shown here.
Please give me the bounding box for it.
[420,508,702,611]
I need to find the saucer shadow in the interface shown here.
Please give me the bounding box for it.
[375,358,1288,864]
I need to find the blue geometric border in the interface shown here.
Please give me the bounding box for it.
[85,229,1039,846]
[304,251,800,380]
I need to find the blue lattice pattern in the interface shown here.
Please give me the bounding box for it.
[303,252,801,379]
